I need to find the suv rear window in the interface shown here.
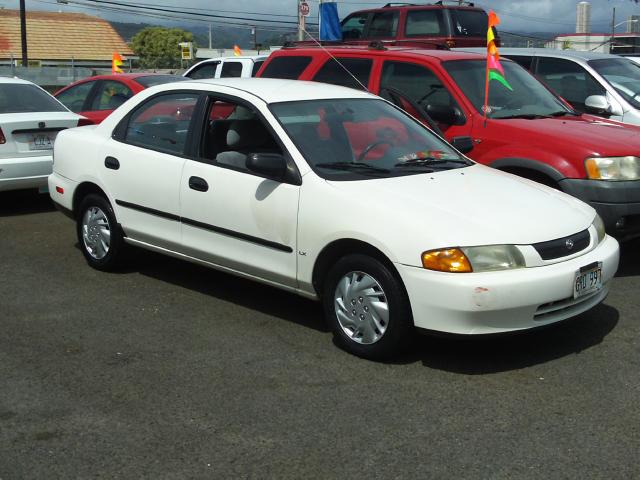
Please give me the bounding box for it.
[449,9,487,37]
[0,84,67,113]
[221,61,243,78]
[405,10,446,37]
[261,56,312,79]
[312,58,373,90]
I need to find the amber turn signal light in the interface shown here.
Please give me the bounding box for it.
[421,248,472,273]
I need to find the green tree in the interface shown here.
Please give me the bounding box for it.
[131,27,197,69]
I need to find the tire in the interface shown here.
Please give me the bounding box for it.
[76,193,125,271]
[323,254,413,360]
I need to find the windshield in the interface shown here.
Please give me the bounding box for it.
[443,59,572,119]
[588,58,640,110]
[0,84,67,113]
[270,98,472,181]
[136,75,190,87]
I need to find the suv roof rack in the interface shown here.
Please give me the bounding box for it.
[283,39,450,51]
[383,3,421,7]
[433,1,475,6]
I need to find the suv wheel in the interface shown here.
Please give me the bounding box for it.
[77,194,125,271]
[323,254,413,360]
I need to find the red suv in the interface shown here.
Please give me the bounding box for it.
[258,45,640,239]
[340,2,491,48]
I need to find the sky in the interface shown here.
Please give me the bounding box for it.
[10,0,640,34]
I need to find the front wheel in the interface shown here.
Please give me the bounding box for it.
[76,194,125,271]
[323,254,413,360]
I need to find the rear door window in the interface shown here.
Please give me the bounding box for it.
[535,57,606,111]
[55,81,96,112]
[123,92,200,156]
[260,56,312,79]
[449,9,487,37]
[221,61,243,78]
[506,55,534,72]
[312,58,373,90]
[341,12,369,40]
[90,80,133,111]
[367,11,399,38]
[405,10,446,37]
[187,62,219,79]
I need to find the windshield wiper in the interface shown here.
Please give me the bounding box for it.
[394,158,471,168]
[495,113,551,120]
[549,110,581,117]
[315,161,390,174]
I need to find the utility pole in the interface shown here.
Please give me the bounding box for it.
[208,24,212,49]
[297,0,306,41]
[252,26,257,51]
[610,7,616,54]
[19,0,28,67]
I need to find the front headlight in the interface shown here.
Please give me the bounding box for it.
[592,214,606,243]
[585,156,640,181]
[422,245,525,273]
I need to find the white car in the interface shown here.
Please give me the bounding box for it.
[0,77,87,192]
[49,79,620,359]
[184,55,268,80]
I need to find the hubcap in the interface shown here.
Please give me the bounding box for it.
[334,271,389,345]
[81,206,111,260]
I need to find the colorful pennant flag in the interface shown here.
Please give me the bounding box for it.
[112,52,124,74]
[483,11,512,119]
[233,45,243,57]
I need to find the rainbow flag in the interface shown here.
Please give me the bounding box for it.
[112,52,124,74]
[483,11,511,119]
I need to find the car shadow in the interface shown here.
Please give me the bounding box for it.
[390,303,619,374]
[616,237,640,277]
[0,190,55,216]
[113,246,330,333]
[103,245,620,371]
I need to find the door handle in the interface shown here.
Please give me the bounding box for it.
[188,176,209,192]
[104,156,120,170]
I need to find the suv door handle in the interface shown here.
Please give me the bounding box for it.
[188,176,209,192]
[104,156,120,170]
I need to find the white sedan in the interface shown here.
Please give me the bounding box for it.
[49,78,620,360]
[0,77,87,192]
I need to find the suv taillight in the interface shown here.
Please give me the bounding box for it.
[77,117,94,126]
[0,127,5,144]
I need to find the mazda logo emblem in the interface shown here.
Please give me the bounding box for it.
[38,121,45,129]
[566,238,574,250]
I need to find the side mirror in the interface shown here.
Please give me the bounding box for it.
[246,153,287,179]
[585,95,611,115]
[425,104,465,126]
[450,136,474,154]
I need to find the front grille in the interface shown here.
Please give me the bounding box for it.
[532,229,590,260]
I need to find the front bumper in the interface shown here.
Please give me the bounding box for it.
[397,235,619,335]
[560,178,640,240]
[0,153,53,192]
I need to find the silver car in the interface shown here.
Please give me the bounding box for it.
[459,48,640,126]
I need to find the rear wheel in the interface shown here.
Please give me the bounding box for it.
[323,254,413,360]
[76,194,125,271]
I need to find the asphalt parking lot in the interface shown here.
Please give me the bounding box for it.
[1,189,639,479]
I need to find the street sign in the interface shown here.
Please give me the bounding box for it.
[179,42,193,60]
[299,1,310,17]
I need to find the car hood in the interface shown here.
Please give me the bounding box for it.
[326,164,594,250]
[493,115,640,156]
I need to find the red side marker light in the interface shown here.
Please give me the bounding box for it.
[56,186,64,194]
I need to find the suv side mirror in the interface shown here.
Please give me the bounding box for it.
[585,95,611,115]
[425,104,465,125]
[246,153,287,179]
[450,136,474,154]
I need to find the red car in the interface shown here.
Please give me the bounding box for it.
[54,73,188,124]
[258,45,640,239]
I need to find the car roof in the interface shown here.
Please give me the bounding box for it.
[184,77,373,103]
[347,4,484,13]
[194,55,269,63]
[458,47,623,61]
[0,76,36,85]
[275,46,487,62]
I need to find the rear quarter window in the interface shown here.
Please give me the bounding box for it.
[449,9,487,37]
[260,56,312,79]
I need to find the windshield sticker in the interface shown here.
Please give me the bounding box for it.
[397,150,459,162]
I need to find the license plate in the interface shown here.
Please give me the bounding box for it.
[574,262,603,299]
[29,134,54,150]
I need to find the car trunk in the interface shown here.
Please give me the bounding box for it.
[0,112,80,159]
